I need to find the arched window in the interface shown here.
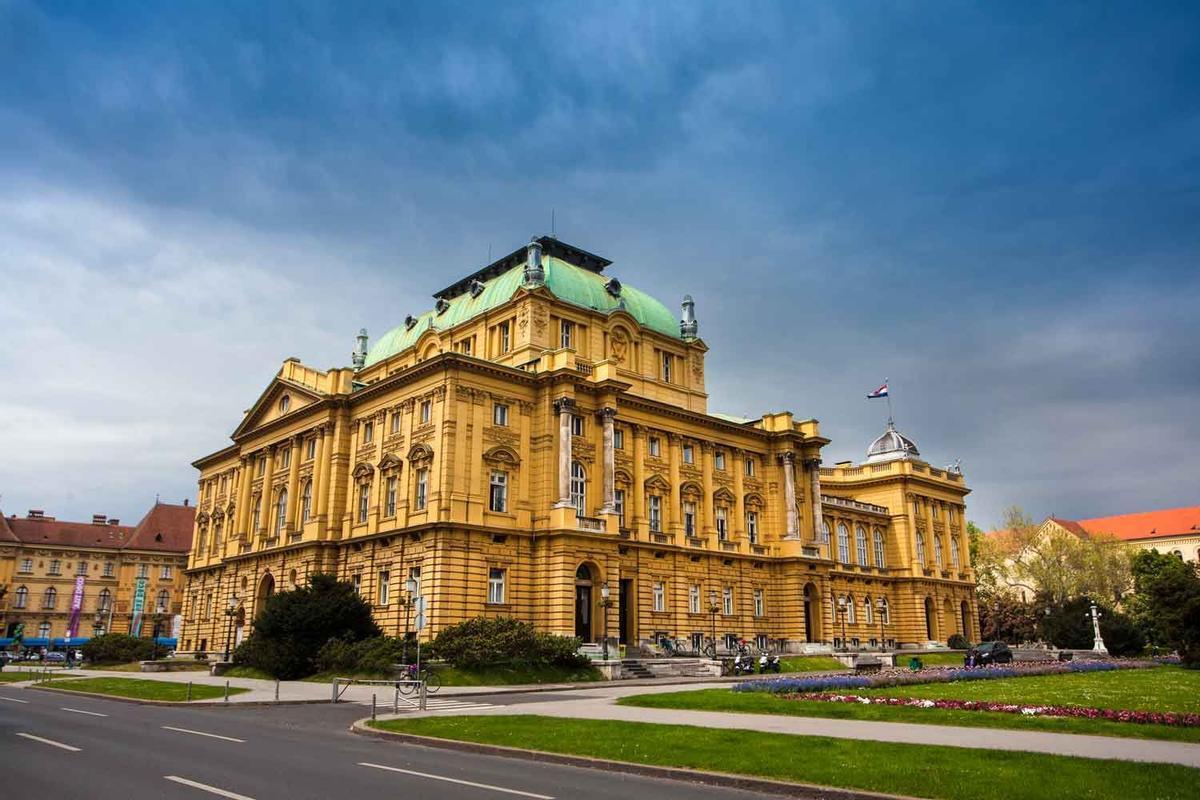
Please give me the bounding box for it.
[916,531,927,564]
[279,395,291,413]
[855,525,869,565]
[43,586,57,609]
[251,494,262,534]
[97,588,111,612]
[820,519,831,543]
[837,523,850,564]
[873,529,886,568]
[570,461,586,515]
[14,586,28,609]
[845,595,856,624]
[275,489,288,535]
[934,535,944,567]
[878,596,890,625]
[196,523,207,553]
[950,535,961,567]
[1172,550,1183,560]
[156,589,170,612]
[301,480,313,522]
[212,518,223,551]
[864,596,874,624]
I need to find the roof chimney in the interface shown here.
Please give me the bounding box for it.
[523,237,545,287]
[184,498,189,507]
[680,295,699,339]
[108,518,120,526]
[351,328,369,370]
[27,509,44,520]
[92,514,107,525]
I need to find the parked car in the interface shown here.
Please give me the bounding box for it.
[44,651,67,663]
[965,641,1012,666]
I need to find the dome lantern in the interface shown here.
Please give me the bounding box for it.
[865,420,920,463]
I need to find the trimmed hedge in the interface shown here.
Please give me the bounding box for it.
[81,633,162,664]
[430,617,589,670]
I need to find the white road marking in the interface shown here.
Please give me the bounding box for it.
[164,775,256,800]
[358,762,554,799]
[61,707,108,717]
[161,725,245,743]
[0,696,30,703]
[15,732,81,752]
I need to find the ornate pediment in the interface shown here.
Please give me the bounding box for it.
[644,473,671,492]
[232,376,326,440]
[713,487,736,504]
[483,445,521,466]
[408,443,434,464]
[352,462,375,481]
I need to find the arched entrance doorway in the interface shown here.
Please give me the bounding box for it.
[960,601,971,640]
[803,583,821,642]
[943,598,955,640]
[575,564,594,642]
[924,596,935,640]
[256,572,275,619]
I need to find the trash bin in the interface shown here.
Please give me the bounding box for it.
[908,657,923,671]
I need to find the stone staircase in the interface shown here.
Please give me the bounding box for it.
[619,658,721,679]
[620,659,654,679]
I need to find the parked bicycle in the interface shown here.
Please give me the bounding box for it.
[396,663,441,694]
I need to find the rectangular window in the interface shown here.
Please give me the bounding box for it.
[358,482,370,523]
[137,563,149,579]
[689,585,701,614]
[570,414,583,437]
[76,561,88,576]
[648,495,662,532]
[916,532,926,564]
[648,437,661,457]
[280,447,291,469]
[716,507,728,540]
[745,457,756,477]
[652,582,665,612]
[362,421,373,444]
[408,565,422,596]
[488,568,506,604]
[257,458,265,476]
[615,489,626,527]
[385,476,397,517]
[753,588,764,617]
[415,469,428,510]
[932,503,940,520]
[913,498,920,517]
[949,506,957,524]
[489,471,508,513]
[715,450,726,471]
[661,351,672,383]
[160,566,172,580]
[306,438,317,460]
[560,320,574,349]
[352,574,362,595]
[421,400,432,424]
[49,560,61,575]
[102,561,114,577]
[613,428,624,450]
[499,321,511,353]
[391,411,402,435]
[378,571,390,606]
[747,511,759,544]
[682,444,694,464]
[19,558,32,573]
[951,536,961,568]
[457,338,473,355]
[683,501,697,536]
[722,587,733,616]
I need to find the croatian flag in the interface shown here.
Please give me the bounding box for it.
[867,382,889,399]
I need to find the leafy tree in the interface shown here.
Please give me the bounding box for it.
[976,588,1038,643]
[1127,550,1200,667]
[233,573,380,679]
[1038,596,1144,656]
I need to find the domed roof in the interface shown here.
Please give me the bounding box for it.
[866,421,920,463]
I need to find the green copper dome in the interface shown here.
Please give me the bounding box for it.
[363,251,680,368]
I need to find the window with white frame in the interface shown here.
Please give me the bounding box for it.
[49,560,61,575]
[722,586,733,615]
[934,535,944,567]
[155,589,170,613]
[19,558,32,573]
[137,563,149,578]
[744,457,755,477]
[97,588,111,612]
[846,596,856,623]
[873,529,886,567]
[931,503,939,520]
[864,596,874,624]
[43,586,57,609]
[916,531,926,564]
[570,414,583,437]
[950,535,961,567]
[358,482,370,523]
[391,411,402,434]
[488,568,506,604]
[753,588,764,617]
[949,506,956,524]
[715,506,728,540]
[682,500,697,536]
[493,403,509,426]
[252,494,262,533]
[77,560,88,576]
[837,523,850,564]
[302,480,313,521]
[661,351,672,382]
[275,489,288,534]
[499,321,511,353]
[570,461,586,514]
[652,581,665,612]
[14,586,27,608]
[649,495,662,531]
[408,566,421,596]
[820,519,831,543]
[682,444,694,464]
[856,525,869,565]
[378,571,390,605]
[362,421,373,444]
[715,450,726,470]
[560,320,574,349]
[352,574,362,595]
[648,437,661,457]
[415,468,428,510]
[689,585,701,614]
[160,565,172,580]
[879,597,890,624]
[615,488,626,526]
[385,476,397,516]
[613,428,624,450]
[102,561,114,577]
[489,471,508,513]
[420,400,432,424]
[306,436,317,460]
[280,447,291,469]
[747,510,759,544]
[38,622,50,638]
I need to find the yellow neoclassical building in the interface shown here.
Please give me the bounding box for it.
[179,237,976,656]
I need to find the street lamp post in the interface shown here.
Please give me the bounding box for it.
[1088,602,1108,655]
[707,590,719,654]
[223,595,240,662]
[836,596,848,652]
[875,597,887,651]
[404,578,418,665]
[599,582,612,660]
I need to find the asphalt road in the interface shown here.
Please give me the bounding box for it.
[0,686,778,800]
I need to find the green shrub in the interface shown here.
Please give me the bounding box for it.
[316,636,410,675]
[1040,597,1145,657]
[81,633,160,664]
[233,573,380,679]
[947,633,971,650]
[430,617,588,669]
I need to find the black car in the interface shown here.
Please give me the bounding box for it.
[965,641,1012,666]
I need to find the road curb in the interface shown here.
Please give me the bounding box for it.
[26,684,330,707]
[350,718,922,800]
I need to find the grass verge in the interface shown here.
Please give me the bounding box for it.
[619,688,1200,743]
[302,663,603,686]
[43,677,249,701]
[908,652,966,667]
[90,661,210,673]
[369,715,1200,800]
[221,665,277,680]
[778,655,844,672]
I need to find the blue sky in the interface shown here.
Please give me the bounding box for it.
[1,1,1198,528]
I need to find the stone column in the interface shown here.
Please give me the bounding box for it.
[284,436,301,533]
[701,443,715,536]
[781,451,799,539]
[598,407,617,513]
[258,446,275,536]
[667,433,681,534]
[235,455,253,539]
[552,397,575,508]
[732,448,745,539]
[630,424,645,532]
[312,426,328,521]
[805,457,824,545]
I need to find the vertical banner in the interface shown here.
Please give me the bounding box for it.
[130,577,148,637]
[65,576,87,638]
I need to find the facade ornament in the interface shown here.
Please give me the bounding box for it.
[469,278,486,297]
[523,238,545,287]
[680,294,699,339]
[604,277,622,297]
[351,328,369,370]
[404,315,418,330]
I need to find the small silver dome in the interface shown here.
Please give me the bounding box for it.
[866,421,920,463]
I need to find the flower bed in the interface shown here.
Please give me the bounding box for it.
[733,658,1155,695]
[793,692,1200,727]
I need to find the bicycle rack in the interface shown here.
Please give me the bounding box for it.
[331,677,427,711]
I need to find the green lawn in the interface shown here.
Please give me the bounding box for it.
[43,677,249,701]
[370,715,1200,800]
[222,665,277,680]
[908,652,967,667]
[620,688,1200,743]
[778,655,844,672]
[0,671,32,683]
[863,666,1200,714]
[90,661,210,673]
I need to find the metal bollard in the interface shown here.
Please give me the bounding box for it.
[331,677,338,704]
[224,680,230,703]
[419,681,427,711]
[274,679,279,702]
[371,693,376,721]
[186,682,192,702]
[393,685,399,714]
